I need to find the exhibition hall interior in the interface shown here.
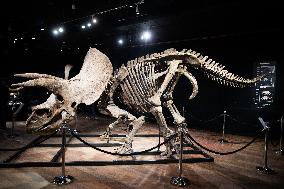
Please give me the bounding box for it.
[0,0,283,188]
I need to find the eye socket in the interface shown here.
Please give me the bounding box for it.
[71,102,76,108]
[35,109,50,116]
[57,95,64,102]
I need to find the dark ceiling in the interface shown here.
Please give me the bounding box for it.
[0,0,281,51]
[0,0,282,118]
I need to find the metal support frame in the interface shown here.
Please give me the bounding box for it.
[256,117,275,174]
[218,110,229,143]
[0,128,214,169]
[2,136,43,163]
[52,123,74,185]
[275,116,283,155]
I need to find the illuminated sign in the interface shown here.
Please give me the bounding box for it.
[254,62,276,109]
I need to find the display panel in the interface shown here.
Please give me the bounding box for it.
[254,62,276,109]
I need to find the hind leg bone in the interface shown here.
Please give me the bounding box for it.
[150,106,174,157]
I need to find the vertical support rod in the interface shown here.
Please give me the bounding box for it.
[276,116,283,155]
[222,111,226,140]
[179,130,183,177]
[256,120,275,174]
[157,124,161,152]
[10,115,15,138]
[74,114,78,131]
[264,128,268,168]
[279,116,283,152]
[170,125,189,187]
[61,125,66,177]
[52,123,74,185]
[218,110,228,143]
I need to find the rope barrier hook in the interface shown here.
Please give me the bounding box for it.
[258,117,269,131]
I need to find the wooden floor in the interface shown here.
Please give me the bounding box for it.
[0,116,284,189]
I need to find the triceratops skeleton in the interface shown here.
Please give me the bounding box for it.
[12,48,262,155]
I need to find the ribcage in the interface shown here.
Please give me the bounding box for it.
[120,61,163,113]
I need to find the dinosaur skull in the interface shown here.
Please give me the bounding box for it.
[12,48,113,135]
[25,94,73,135]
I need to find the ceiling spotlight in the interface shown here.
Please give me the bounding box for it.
[53,30,59,35]
[14,38,17,41]
[20,37,23,40]
[92,18,97,24]
[32,37,36,40]
[72,4,76,10]
[40,28,45,31]
[136,5,139,15]
[58,27,64,33]
[141,31,151,41]
[118,39,123,45]
[87,23,92,27]
[81,25,86,29]
[129,5,133,8]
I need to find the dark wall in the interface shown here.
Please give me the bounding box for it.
[2,31,282,126]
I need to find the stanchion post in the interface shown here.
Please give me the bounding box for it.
[10,114,16,138]
[276,116,283,155]
[8,113,19,138]
[256,117,275,174]
[170,124,189,187]
[218,110,229,143]
[52,123,74,185]
[74,114,79,133]
[157,124,161,152]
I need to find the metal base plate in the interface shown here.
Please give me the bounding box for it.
[256,166,276,175]
[275,150,284,155]
[170,176,189,187]
[52,175,74,185]
[218,139,229,143]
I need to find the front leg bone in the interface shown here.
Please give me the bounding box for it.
[148,60,180,106]
[115,116,145,154]
[100,115,127,142]
[99,103,136,142]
